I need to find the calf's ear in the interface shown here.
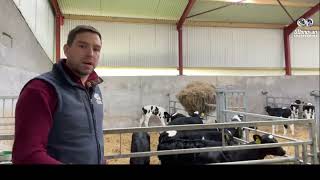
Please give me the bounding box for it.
[253,134,262,144]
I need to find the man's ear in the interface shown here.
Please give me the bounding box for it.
[63,44,70,57]
[253,134,262,144]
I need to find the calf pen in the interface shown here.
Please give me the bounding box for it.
[263,90,320,155]
[104,88,319,164]
[1,89,319,164]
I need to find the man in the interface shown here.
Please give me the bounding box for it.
[12,25,105,164]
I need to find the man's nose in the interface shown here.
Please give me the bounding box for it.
[86,47,94,56]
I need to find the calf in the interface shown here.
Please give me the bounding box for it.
[286,100,303,135]
[130,132,151,165]
[158,133,286,164]
[227,115,244,139]
[167,114,239,144]
[157,132,225,165]
[302,103,315,119]
[168,113,203,125]
[200,134,286,163]
[168,112,188,123]
[290,100,301,119]
[265,106,292,135]
[139,105,170,127]
[157,115,239,164]
[224,134,286,162]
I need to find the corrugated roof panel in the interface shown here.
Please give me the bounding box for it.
[311,11,319,25]
[58,0,320,26]
[100,0,156,18]
[189,1,318,25]
[59,0,101,16]
[59,0,189,20]
[156,0,188,20]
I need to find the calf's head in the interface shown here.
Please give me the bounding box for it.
[253,134,286,157]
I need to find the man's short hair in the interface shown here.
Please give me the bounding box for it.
[67,25,102,46]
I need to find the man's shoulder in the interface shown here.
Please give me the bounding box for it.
[22,78,56,98]
[26,79,53,89]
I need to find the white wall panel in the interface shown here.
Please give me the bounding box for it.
[19,0,37,32]
[13,0,20,7]
[36,0,47,51]
[13,0,54,61]
[47,8,55,60]
[62,19,318,70]
[291,31,320,68]
[104,23,131,67]
[62,19,178,67]
[184,27,284,68]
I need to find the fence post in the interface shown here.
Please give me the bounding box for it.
[302,143,308,164]
[309,120,319,164]
[294,145,300,164]
[216,88,226,123]
[310,90,319,160]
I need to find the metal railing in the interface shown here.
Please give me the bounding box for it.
[0,96,17,152]
[1,89,319,164]
[103,119,316,164]
[103,88,319,164]
[262,90,319,159]
[310,90,320,155]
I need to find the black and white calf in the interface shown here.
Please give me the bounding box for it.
[139,105,171,127]
[215,134,286,163]
[158,133,286,164]
[290,100,315,120]
[283,100,315,135]
[157,114,243,164]
[165,113,241,144]
[290,100,302,119]
[285,100,304,135]
[265,106,293,135]
[302,103,315,120]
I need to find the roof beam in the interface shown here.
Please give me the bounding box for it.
[185,21,285,29]
[49,0,63,62]
[283,2,320,76]
[177,0,197,30]
[177,0,197,76]
[64,14,320,30]
[285,3,320,34]
[49,0,62,16]
[64,14,177,24]
[199,0,317,8]
[177,0,196,76]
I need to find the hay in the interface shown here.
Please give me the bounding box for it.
[176,81,216,115]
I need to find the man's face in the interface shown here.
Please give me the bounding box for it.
[64,32,102,78]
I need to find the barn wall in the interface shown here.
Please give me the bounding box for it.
[184,26,319,69]
[12,0,55,61]
[0,0,52,96]
[62,19,178,67]
[184,27,284,68]
[62,19,319,75]
[290,31,320,68]
[101,75,319,128]
[0,0,53,149]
